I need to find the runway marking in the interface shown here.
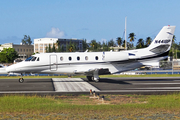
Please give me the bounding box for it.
[132,83,180,85]
[131,87,180,90]
[100,90,180,92]
[52,78,100,92]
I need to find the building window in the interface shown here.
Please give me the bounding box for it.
[95,56,98,60]
[69,57,72,61]
[26,49,28,52]
[77,56,80,61]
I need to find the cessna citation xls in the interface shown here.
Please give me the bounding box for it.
[5,26,176,83]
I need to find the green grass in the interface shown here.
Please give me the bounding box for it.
[1,94,180,119]
[0,74,180,79]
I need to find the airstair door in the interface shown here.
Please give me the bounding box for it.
[50,55,57,71]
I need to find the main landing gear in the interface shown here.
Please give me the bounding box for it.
[86,69,100,82]
[19,73,24,83]
[86,76,100,82]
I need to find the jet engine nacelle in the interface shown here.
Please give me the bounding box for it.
[103,52,129,62]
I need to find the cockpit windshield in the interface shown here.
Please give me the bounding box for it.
[31,57,36,61]
[25,56,38,61]
[25,56,33,61]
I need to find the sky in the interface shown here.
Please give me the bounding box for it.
[0,0,179,45]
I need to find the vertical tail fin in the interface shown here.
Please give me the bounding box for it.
[148,26,176,54]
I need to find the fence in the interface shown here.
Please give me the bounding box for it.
[124,61,180,75]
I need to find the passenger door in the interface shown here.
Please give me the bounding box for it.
[50,55,57,71]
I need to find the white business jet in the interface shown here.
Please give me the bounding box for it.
[5,26,176,83]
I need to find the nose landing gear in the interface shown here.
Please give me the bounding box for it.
[19,78,24,83]
[19,73,24,83]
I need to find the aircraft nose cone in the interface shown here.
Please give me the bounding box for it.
[0,67,8,74]
[6,65,15,73]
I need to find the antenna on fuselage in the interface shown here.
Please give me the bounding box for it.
[85,49,88,52]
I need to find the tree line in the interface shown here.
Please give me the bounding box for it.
[45,33,153,52]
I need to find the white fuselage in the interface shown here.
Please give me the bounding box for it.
[6,49,166,75]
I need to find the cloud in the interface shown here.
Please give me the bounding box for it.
[46,27,65,38]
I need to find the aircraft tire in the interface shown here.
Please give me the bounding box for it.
[19,78,24,83]
[86,76,93,81]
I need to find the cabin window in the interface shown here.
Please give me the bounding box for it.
[77,56,80,61]
[37,57,39,61]
[69,56,72,61]
[95,56,98,60]
[85,56,88,60]
[60,57,63,61]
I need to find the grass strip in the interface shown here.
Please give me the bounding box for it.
[0,74,180,79]
[1,94,180,119]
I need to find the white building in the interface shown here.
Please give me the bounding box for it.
[34,38,83,53]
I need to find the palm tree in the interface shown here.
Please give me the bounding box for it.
[169,35,177,58]
[172,35,176,43]
[90,40,97,51]
[127,42,134,50]
[56,40,60,48]
[128,33,136,42]
[68,40,76,52]
[102,41,109,51]
[82,39,89,51]
[52,43,56,52]
[116,37,122,47]
[145,37,152,47]
[108,39,116,47]
[136,38,144,49]
[122,40,125,48]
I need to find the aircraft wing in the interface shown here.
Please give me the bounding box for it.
[74,68,111,76]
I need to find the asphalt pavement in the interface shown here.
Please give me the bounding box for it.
[1,77,180,95]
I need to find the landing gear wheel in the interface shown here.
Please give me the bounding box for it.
[86,76,93,81]
[19,78,24,83]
